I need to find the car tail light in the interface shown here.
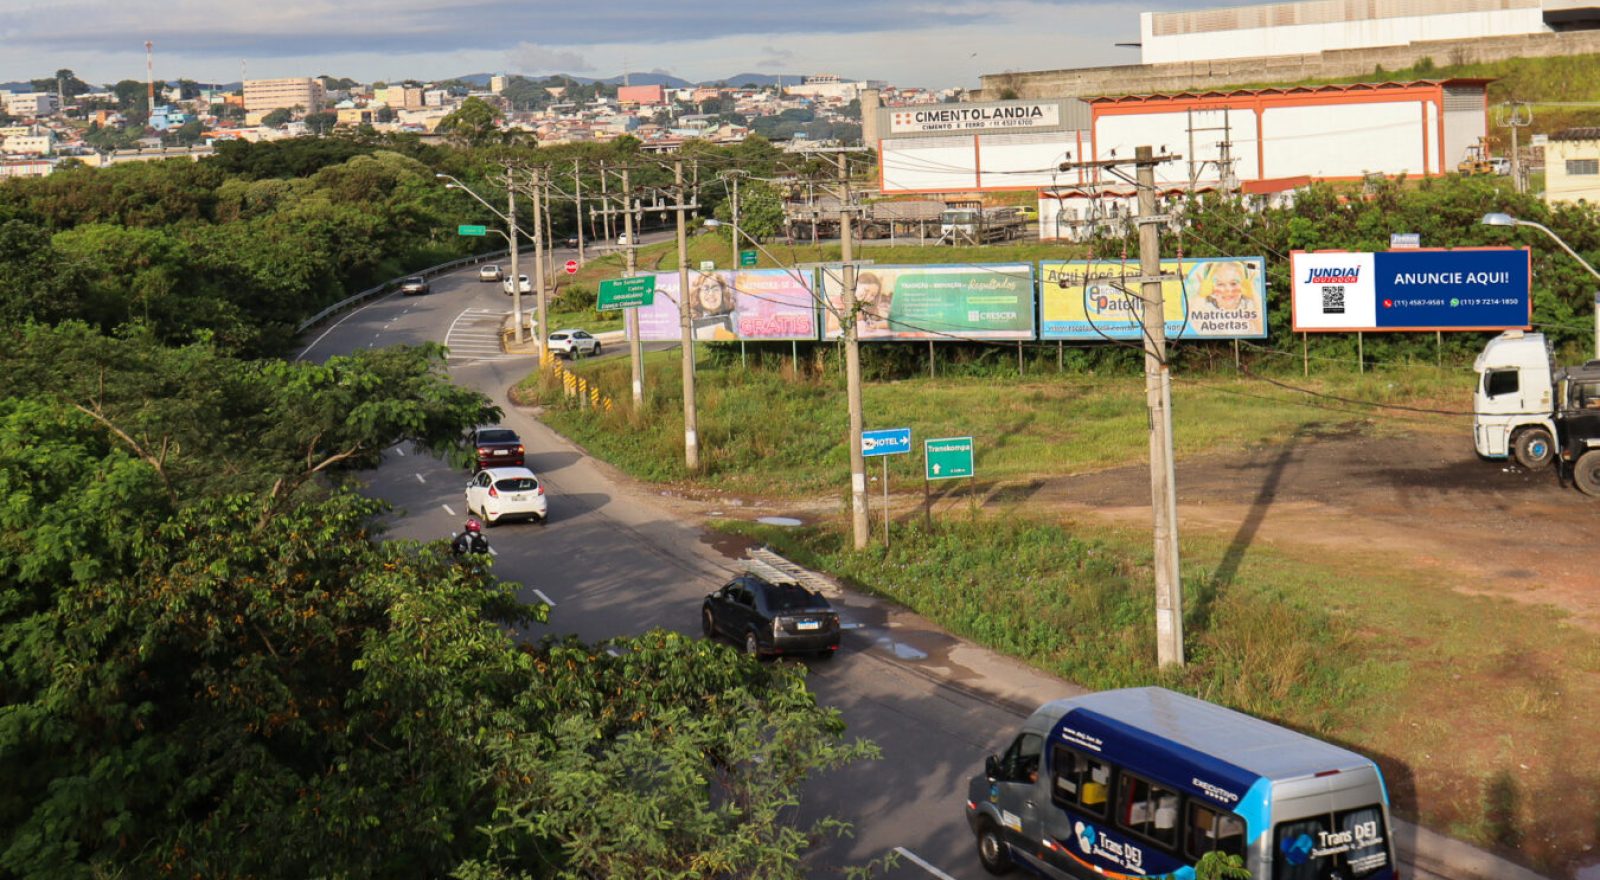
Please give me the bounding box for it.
[516,444,525,455]
[477,447,490,457]
[536,485,545,496]
[488,485,499,498]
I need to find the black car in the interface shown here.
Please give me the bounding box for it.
[701,575,840,659]
[399,275,430,295]
[469,427,524,471]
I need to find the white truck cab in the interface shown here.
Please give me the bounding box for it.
[1473,330,1558,468]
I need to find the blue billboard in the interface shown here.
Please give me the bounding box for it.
[1292,248,1531,332]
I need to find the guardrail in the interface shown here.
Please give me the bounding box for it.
[294,246,514,333]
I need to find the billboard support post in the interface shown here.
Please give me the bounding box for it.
[1358,331,1364,374]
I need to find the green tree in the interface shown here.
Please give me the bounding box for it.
[713,178,785,242]
[304,110,339,135]
[436,96,507,147]
[261,107,292,128]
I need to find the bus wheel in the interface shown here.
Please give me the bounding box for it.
[1513,428,1555,470]
[1575,450,1600,496]
[976,820,1014,875]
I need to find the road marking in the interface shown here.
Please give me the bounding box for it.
[393,446,406,456]
[532,589,555,607]
[487,545,498,556]
[442,503,456,516]
[415,473,426,484]
[295,289,401,361]
[893,848,959,880]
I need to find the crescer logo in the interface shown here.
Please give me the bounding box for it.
[1282,832,1316,865]
[1074,821,1097,854]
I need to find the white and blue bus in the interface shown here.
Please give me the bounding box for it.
[966,687,1395,880]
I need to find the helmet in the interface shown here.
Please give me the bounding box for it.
[465,519,481,532]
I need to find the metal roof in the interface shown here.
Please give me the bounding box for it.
[1088,78,1495,104]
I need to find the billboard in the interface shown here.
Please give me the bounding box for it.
[1291,249,1531,332]
[888,102,1061,135]
[1039,257,1268,340]
[634,270,819,342]
[820,264,1035,341]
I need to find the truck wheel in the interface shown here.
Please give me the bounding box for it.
[976,820,1014,875]
[1513,428,1555,470]
[1574,450,1600,496]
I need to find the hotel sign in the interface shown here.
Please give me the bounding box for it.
[888,102,1060,134]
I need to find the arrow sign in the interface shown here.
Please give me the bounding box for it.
[924,436,974,481]
[862,427,911,457]
[597,275,656,311]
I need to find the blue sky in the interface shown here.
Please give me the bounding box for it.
[0,0,1152,90]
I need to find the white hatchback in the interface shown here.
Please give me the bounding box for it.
[548,329,600,358]
[464,466,548,525]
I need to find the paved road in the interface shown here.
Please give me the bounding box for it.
[297,244,1545,880]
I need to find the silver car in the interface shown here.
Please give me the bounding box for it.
[478,264,502,282]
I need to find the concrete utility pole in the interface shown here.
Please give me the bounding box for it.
[531,167,548,361]
[675,160,701,470]
[1500,101,1533,194]
[624,168,642,407]
[573,158,585,263]
[730,172,741,268]
[1135,145,1185,668]
[839,154,870,550]
[505,169,525,345]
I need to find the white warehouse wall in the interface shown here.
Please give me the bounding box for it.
[880,134,1079,193]
[1261,102,1425,177]
[1139,8,1546,64]
[1095,109,1262,185]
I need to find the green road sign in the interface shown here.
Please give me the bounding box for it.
[925,436,974,481]
[457,224,488,237]
[597,275,657,311]
[740,249,758,267]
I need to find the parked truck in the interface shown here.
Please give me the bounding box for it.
[1474,329,1600,493]
[939,205,1026,245]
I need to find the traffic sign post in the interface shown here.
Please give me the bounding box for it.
[457,224,488,237]
[924,436,976,524]
[740,249,758,267]
[863,428,911,546]
[564,259,579,275]
[597,275,656,311]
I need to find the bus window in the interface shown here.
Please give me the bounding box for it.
[1049,745,1109,817]
[1273,805,1391,880]
[1117,772,1181,849]
[1185,802,1246,861]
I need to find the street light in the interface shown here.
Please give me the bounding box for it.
[437,172,531,349]
[1481,212,1600,358]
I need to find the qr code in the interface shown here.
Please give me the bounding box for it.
[1321,286,1346,314]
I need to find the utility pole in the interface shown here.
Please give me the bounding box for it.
[675,160,701,470]
[730,172,741,268]
[531,167,548,361]
[839,154,870,550]
[573,158,585,263]
[1500,101,1533,194]
[1135,145,1185,668]
[543,177,555,281]
[599,159,612,245]
[505,168,525,345]
[624,168,642,407]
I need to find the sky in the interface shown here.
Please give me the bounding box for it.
[0,0,1157,91]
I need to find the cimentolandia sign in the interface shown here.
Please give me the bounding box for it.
[889,103,1060,134]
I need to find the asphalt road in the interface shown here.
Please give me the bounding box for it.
[295,244,1498,880]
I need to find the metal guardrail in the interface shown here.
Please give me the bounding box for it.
[294,246,513,333]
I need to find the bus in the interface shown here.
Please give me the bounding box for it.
[965,687,1395,880]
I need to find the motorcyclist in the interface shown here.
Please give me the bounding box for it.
[451,518,490,557]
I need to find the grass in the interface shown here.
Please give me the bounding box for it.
[707,512,1600,876]
[515,351,1472,496]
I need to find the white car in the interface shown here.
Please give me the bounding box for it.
[478,264,503,282]
[616,233,630,246]
[547,329,600,358]
[502,274,532,295]
[464,466,547,526]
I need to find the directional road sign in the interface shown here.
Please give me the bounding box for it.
[740,250,758,267]
[862,427,912,457]
[597,275,656,311]
[457,224,488,237]
[564,259,579,275]
[924,436,974,480]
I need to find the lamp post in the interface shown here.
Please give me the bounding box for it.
[437,172,528,347]
[1482,212,1600,358]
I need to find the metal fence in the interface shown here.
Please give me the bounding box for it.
[294,247,513,333]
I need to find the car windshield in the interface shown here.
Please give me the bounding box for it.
[550,333,569,340]
[406,277,424,283]
[764,583,828,612]
[494,477,538,492]
[477,429,518,444]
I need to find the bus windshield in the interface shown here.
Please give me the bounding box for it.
[1272,805,1391,880]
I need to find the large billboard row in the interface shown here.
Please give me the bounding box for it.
[628,250,1531,343]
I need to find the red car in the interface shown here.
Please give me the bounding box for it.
[470,427,524,471]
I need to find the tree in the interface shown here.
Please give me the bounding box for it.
[304,110,339,135]
[436,97,505,147]
[31,68,91,100]
[261,107,292,128]
[713,178,785,243]
[169,118,203,146]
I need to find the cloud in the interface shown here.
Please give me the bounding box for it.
[758,45,795,68]
[507,43,593,74]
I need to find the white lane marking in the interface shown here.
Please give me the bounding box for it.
[444,308,480,340]
[532,589,555,607]
[394,447,406,456]
[893,848,960,880]
[296,289,401,361]
[414,473,426,484]
[487,545,498,556]
[442,503,456,516]
[605,647,622,657]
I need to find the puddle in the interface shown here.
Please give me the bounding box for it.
[875,637,928,661]
[757,516,803,527]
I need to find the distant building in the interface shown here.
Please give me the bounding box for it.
[376,86,426,110]
[0,159,54,178]
[784,74,884,102]
[618,84,666,106]
[243,78,324,114]
[1545,128,1600,205]
[490,75,508,93]
[337,107,376,126]
[3,92,59,118]
[423,89,451,107]
[2,130,55,155]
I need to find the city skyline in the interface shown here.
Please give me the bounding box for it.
[0,0,1149,91]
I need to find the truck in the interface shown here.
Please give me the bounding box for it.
[939,205,1026,245]
[1473,329,1600,493]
